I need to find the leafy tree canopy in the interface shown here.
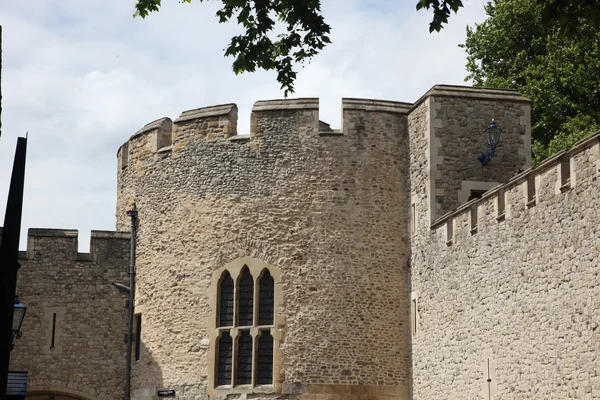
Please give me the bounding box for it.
[133,0,600,99]
[133,0,470,96]
[462,0,600,163]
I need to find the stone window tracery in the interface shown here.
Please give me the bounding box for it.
[212,260,280,395]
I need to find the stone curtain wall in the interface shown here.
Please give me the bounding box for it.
[8,229,130,400]
[116,98,413,400]
[410,133,600,399]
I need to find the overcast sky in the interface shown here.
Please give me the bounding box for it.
[0,0,488,251]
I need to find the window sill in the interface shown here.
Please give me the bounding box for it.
[213,384,276,396]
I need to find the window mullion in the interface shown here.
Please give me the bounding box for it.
[253,271,259,327]
[231,329,238,386]
[251,328,258,388]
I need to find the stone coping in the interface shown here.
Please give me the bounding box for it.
[430,130,600,229]
[411,84,532,111]
[8,228,131,262]
[252,98,319,112]
[175,103,238,124]
[27,228,78,237]
[342,98,413,114]
[130,117,172,140]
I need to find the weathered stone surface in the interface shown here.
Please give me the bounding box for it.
[7,84,600,400]
[117,98,412,400]
[8,229,130,400]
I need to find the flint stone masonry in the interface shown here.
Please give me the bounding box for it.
[7,229,130,400]
[117,96,413,400]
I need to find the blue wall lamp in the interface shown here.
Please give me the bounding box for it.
[478,119,502,167]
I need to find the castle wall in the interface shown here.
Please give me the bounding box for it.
[8,229,130,400]
[410,133,600,399]
[116,98,413,400]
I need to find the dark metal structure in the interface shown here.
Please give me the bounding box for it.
[478,119,503,167]
[0,137,28,397]
[124,205,138,400]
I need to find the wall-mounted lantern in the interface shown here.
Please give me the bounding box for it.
[478,119,502,167]
[12,295,27,349]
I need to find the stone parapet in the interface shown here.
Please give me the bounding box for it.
[4,228,131,262]
[429,130,600,239]
[411,84,532,112]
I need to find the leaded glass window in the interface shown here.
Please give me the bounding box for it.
[217,332,233,386]
[256,332,273,385]
[236,331,253,385]
[213,263,277,391]
[218,271,234,327]
[258,270,274,326]
[237,268,254,326]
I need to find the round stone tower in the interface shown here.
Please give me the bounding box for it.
[116,98,412,400]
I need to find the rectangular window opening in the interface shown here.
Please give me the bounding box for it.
[411,203,416,235]
[560,158,571,192]
[411,299,417,337]
[496,189,506,222]
[468,189,487,201]
[50,313,57,351]
[446,218,453,246]
[470,205,478,234]
[134,314,142,361]
[526,176,536,207]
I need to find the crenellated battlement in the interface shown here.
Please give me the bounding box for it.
[0,228,131,262]
[117,97,415,172]
[429,130,600,244]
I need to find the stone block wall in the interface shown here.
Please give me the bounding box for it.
[116,97,413,400]
[410,132,600,399]
[409,86,532,224]
[8,229,130,400]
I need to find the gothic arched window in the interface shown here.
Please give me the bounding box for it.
[218,271,234,327]
[258,270,274,326]
[237,268,254,326]
[212,260,279,392]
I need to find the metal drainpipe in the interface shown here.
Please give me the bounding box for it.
[124,205,138,400]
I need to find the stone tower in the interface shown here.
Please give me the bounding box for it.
[116,98,414,400]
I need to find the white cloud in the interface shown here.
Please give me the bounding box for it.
[0,0,487,251]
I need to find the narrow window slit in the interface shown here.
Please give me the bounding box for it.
[526,176,536,207]
[470,205,478,234]
[50,313,57,350]
[560,157,571,192]
[135,314,142,361]
[496,189,506,222]
[446,218,453,246]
